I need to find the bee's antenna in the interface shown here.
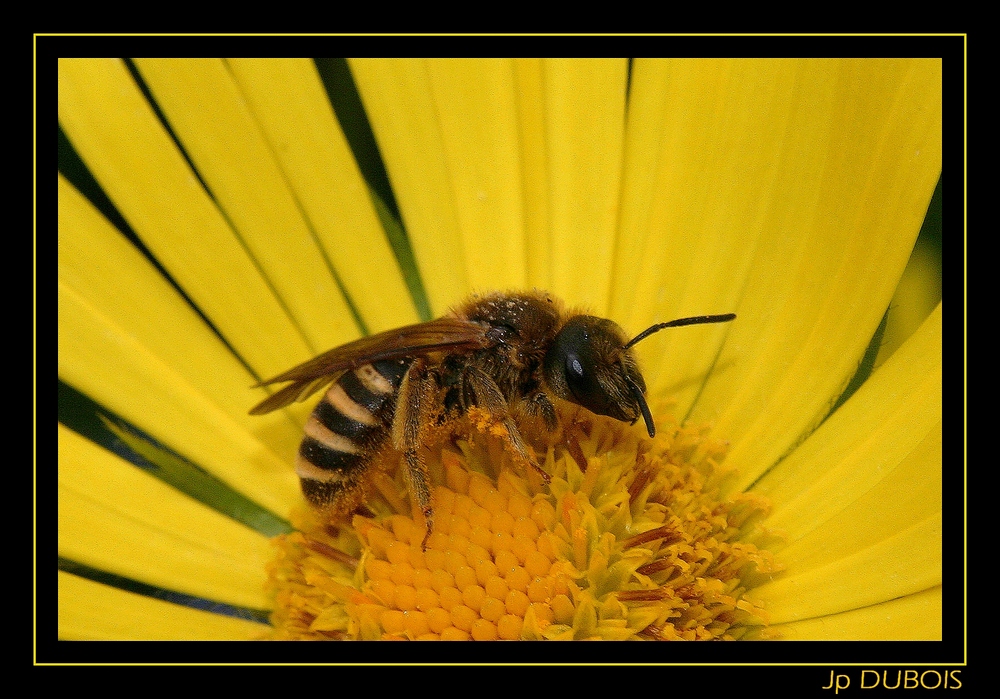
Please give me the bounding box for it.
[625,313,736,350]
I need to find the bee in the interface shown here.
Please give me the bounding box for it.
[251,290,734,544]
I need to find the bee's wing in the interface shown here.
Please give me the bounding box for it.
[249,317,491,415]
[248,375,346,416]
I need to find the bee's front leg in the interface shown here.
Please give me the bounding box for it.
[524,390,558,432]
[463,367,552,484]
[392,359,436,549]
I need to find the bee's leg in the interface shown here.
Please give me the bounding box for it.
[464,368,552,484]
[524,391,558,432]
[392,359,436,548]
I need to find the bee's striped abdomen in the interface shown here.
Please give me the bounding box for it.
[296,358,411,507]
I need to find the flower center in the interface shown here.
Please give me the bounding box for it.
[265,405,779,640]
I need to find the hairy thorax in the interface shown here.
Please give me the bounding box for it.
[448,291,565,401]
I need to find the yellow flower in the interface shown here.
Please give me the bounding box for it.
[56,58,944,644]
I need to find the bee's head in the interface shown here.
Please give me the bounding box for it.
[544,316,655,437]
[543,312,736,438]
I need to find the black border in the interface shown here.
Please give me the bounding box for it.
[40,34,967,677]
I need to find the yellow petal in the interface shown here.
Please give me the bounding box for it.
[59,425,273,609]
[513,59,551,290]
[688,59,942,482]
[613,59,802,405]
[225,58,420,334]
[424,58,528,291]
[58,176,301,512]
[349,58,469,315]
[770,586,941,640]
[59,174,300,444]
[748,306,941,624]
[544,58,628,314]
[876,231,942,366]
[751,304,941,538]
[752,512,940,625]
[351,58,629,314]
[58,58,313,378]
[131,58,362,353]
[59,572,269,640]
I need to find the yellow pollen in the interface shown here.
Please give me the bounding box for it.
[265,406,780,640]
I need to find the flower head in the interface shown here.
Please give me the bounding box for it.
[267,405,779,640]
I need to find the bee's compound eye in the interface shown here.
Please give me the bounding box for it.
[546,315,631,420]
[564,352,592,402]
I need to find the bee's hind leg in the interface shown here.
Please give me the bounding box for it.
[402,450,432,547]
[392,359,436,549]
